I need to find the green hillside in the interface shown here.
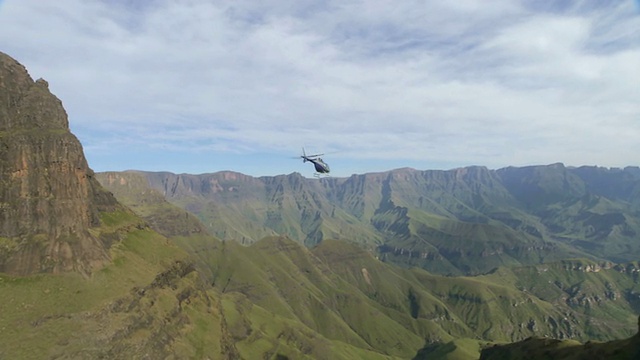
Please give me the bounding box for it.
[165,233,640,357]
[4,209,639,359]
[96,170,640,347]
[6,174,637,359]
[0,209,229,359]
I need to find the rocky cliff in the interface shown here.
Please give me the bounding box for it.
[480,315,640,360]
[0,52,118,275]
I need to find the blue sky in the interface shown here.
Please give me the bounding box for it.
[0,1,639,177]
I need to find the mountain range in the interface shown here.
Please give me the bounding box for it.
[2,50,639,359]
[96,164,640,276]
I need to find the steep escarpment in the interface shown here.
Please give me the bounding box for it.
[105,163,640,276]
[0,52,118,275]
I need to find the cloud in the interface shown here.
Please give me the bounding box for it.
[0,0,639,175]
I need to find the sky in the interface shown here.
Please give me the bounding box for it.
[0,0,639,177]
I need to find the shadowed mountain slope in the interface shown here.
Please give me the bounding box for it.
[480,316,640,360]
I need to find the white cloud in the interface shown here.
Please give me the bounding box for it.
[0,0,638,175]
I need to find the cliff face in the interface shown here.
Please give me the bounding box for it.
[479,316,640,360]
[0,52,118,275]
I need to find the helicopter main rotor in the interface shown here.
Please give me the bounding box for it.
[301,147,323,161]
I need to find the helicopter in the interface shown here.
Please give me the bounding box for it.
[299,148,330,177]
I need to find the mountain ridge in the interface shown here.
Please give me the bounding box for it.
[97,163,640,275]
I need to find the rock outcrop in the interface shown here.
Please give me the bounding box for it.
[0,51,118,275]
[479,315,640,360]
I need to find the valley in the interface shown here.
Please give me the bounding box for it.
[1,50,639,359]
[95,169,640,358]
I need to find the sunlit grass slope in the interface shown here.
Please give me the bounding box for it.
[0,210,227,359]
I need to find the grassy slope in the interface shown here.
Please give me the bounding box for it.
[201,237,640,359]
[11,208,630,359]
[480,260,640,340]
[6,219,359,359]
[71,172,640,359]
[93,172,418,359]
[0,209,229,359]
[204,237,426,359]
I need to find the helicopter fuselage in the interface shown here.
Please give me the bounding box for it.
[303,156,330,174]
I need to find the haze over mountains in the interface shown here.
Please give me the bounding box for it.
[2,51,640,359]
